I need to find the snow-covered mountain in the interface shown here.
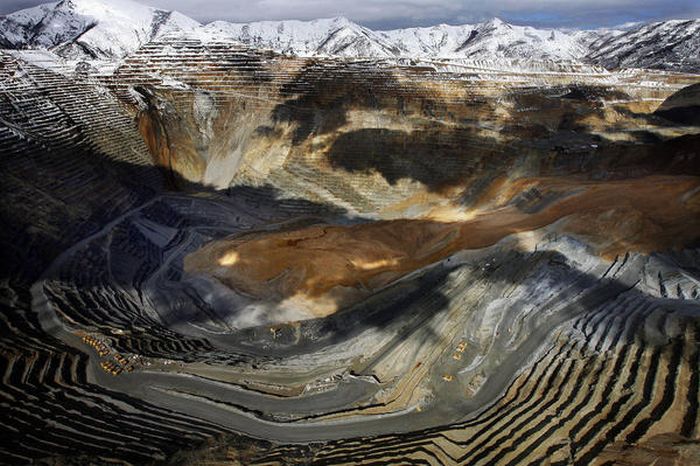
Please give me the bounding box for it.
[201,17,589,62]
[199,16,699,72]
[1,0,698,72]
[377,23,475,58]
[586,19,700,72]
[379,18,587,61]
[202,17,401,58]
[0,0,200,60]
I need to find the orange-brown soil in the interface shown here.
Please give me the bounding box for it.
[184,176,700,316]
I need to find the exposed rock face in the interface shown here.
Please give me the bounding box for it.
[1,33,699,466]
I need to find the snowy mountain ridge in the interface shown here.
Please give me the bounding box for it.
[0,0,200,60]
[199,16,598,62]
[198,15,700,72]
[1,0,698,72]
[586,19,700,72]
[202,16,401,58]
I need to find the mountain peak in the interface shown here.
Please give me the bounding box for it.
[328,16,354,26]
[0,0,198,59]
[484,17,509,27]
[57,0,153,17]
[316,16,367,32]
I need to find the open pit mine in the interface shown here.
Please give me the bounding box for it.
[1,1,700,464]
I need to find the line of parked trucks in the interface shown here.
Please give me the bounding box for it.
[79,332,139,376]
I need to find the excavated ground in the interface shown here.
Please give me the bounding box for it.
[185,176,700,316]
[1,40,700,465]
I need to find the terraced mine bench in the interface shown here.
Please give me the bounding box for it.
[1,37,699,465]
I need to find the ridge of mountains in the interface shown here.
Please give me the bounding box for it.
[1,0,698,72]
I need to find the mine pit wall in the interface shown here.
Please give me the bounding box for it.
[110,41,700,221]
[0,52,242,463]
[0,52,163,282]
[133,85,284,190]
[2,40,700,464]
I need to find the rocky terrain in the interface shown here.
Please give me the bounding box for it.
[1,1,700,465]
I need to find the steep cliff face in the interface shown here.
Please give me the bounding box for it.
[116,39,700,217]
